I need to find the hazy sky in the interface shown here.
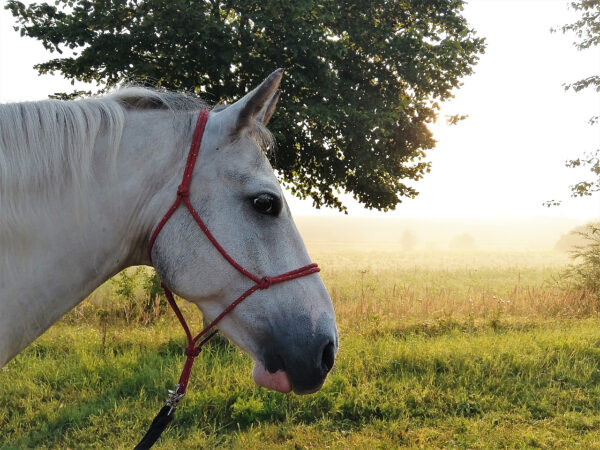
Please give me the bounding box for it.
[1,0,598,220]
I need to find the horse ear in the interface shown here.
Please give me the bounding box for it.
[226,69,283,132]
[257,90,280,125]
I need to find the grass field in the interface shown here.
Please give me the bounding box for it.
[2,245,599,449]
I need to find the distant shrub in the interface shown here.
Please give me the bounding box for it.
[110,267,168,324]
[142,269,167,309]
[400,230,419,252]
[112,267,142,301]
[555,222,600,252]
[450,233,476,251]
[561,224,600,297]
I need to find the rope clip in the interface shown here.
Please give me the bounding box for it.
[165,384,186,414]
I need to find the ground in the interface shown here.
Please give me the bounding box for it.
[1,246,599,449]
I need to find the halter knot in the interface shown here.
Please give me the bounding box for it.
[177,184,190,198]
[185,345,201,358]
[257,276,273,290]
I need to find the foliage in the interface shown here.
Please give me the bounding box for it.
[553,0,600,95]
[110,267,168,324]
[5,0,485,211]
[555,221,600,252]
[142,269,166,306]
[111,267,142,303]
[548,0,600,206]
[564,149,600,199]
[562,224,600,296]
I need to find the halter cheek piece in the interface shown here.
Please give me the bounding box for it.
[136,110,320,449]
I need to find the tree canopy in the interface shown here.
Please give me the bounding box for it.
[6,0,485,211]
[549,0,600,205]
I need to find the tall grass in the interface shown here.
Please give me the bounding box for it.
[69,248,596,328]
[312,247,597,327]
[2,248,599,448]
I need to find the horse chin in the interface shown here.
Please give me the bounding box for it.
[252,361,292,394]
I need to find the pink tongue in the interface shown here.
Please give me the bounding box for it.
[252,361,292,393]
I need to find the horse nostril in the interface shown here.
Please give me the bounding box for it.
[321,341,335,373]
[265,353,285,374]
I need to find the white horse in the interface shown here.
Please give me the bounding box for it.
[0,69,338,395]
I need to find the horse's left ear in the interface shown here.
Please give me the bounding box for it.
[224,69,283,132]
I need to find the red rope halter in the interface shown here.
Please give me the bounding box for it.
[147,109,320,397]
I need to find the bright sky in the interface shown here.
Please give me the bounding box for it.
[1,0,599,220]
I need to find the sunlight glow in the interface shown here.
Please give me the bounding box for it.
[0,0,598,220]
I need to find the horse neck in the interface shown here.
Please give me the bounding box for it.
[0,109,191,367]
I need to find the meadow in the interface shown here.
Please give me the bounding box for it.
[2,235,600,448]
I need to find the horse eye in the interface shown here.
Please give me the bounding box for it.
[252,193,279,216]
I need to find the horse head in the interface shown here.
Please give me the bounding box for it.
[149,70,338,394]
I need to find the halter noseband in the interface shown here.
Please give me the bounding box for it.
[136,110,320,449]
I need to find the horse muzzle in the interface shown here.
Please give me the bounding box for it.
[254,314,338,394]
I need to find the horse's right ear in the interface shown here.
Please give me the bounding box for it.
[221,69,283,132]
[257,90,280,126]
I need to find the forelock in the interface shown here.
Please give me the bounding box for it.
[250,121,276,157]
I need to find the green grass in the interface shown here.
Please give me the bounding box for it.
[2,249,600,448]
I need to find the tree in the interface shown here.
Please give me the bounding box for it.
[450,233,476,251]
[547,0,600,206]
[6,0,485,211]
[400,229,418,252]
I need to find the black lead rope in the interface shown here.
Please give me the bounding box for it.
[134,385,184,449]
[134,405,175,450]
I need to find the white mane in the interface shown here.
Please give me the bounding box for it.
[0,87,206,246]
